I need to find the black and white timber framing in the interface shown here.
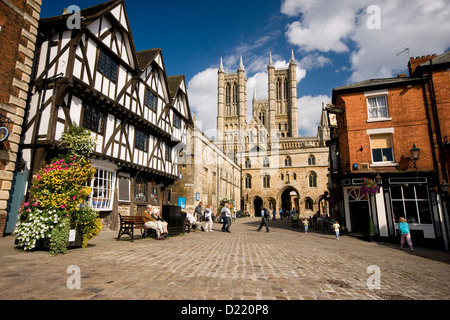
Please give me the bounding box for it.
[20,0,193,228]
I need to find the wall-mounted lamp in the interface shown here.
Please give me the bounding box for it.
[358,146,363,152]
[410,144,420,169]
[441,180,449,194]
[375,174,382,185]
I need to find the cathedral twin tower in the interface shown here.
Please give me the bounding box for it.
[217,50,300,156]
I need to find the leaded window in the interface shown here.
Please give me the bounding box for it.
[97,49,118,83]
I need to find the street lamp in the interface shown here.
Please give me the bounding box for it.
[410,144,420,169]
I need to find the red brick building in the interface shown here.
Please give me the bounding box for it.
[0,0,42,236]
[328,51,450,250]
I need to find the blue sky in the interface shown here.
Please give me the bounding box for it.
[41,0,450,137]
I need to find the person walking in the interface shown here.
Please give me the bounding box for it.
[194,202,203,222]
[332,219,340,240]
[398,217,414,252]
[204,204,213,232]
[303,218,309,233]
[272,209,276,221]
[257,208,270,232]
[221,203,232,233]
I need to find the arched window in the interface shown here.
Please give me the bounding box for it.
[309,172,317,188]
[263,157,270,168]
[284,79,288,101]
[285,156,292,167]
[308,155,316,166]
[281,173,284,181]
[293,173,297,180]
[232,83,237,105]
[276,78,282,101]
[245,157,251,169]
[263,175,270,188]
[226,83,231,105]
[245,175,252,189]
[305,198,313,210]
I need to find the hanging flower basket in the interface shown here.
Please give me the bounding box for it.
[360,178,379,196]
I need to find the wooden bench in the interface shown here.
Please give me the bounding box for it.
[117,213,157,242]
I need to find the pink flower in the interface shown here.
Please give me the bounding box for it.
[24,202,29,207]
[61,205,66,209]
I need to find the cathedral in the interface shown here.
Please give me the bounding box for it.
[216,51,330,217]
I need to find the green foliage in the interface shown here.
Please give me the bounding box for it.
[49,216,71,255]
[15,124,101,254]
[74,204,102,249]
[58,123,96,158]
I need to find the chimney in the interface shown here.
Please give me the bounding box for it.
[397,73,407,78]
[62,8,68,14]
[408,54,437,76]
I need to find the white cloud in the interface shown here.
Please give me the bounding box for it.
[283,0,367,53]
[186,68,218,137]
[349,0,450,82]
[300,53,332,70]
[282,0,450,82]
[297,95,330,137]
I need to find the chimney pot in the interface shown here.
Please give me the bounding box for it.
[62,8,68,14]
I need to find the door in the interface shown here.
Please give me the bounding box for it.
[349,201,370,233]
[4,170,28,234]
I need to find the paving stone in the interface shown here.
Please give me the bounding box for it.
[0,217,449,301]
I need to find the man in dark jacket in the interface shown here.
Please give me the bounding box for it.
[194,202,203,222]
[257,208,270,232]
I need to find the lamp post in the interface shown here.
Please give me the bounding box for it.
[410,144,420,169]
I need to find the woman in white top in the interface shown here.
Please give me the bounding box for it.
[204,205,213,232]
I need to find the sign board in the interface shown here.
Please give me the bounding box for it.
[178,197,186,209]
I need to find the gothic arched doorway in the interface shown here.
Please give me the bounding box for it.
[281,187,299,214]
[254,196,263,217]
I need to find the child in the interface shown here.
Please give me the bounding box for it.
[303,218,309,233]
[398,217,414,252]
[204,205,213,232]
[332,220,340,240]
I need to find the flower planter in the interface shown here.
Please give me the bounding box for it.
[38,228,83,250]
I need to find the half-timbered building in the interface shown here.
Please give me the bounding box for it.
[21,0,193,229]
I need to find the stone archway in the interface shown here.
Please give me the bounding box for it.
[280,186,300,214]
[254,196,263,217]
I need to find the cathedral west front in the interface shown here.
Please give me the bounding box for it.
[216,51,330,218]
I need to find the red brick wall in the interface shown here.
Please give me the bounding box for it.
[337,83,435,174]
[0,0,41,235]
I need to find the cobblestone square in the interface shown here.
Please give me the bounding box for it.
[1,217,449,302]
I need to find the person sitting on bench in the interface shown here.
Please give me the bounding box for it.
[186,209,204,232]
[142,205,164,240]
[153,208,168,235]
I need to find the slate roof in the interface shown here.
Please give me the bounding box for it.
[40,0,120,26]
[136,49,161,70]
[418,51,450,68]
